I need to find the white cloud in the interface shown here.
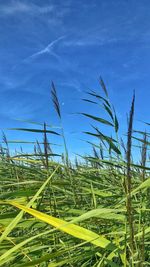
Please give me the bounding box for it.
[63,37,118,47]
[58,80,82,93]
[0,1,54,16]
[0,2,30,15]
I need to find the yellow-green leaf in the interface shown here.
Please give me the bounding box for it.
[9,202,111,249]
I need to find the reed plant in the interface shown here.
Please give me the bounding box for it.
[0,80,149,266]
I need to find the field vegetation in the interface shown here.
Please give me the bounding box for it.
[0,80,149,266]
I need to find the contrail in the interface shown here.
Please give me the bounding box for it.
[12,35,65,70]
[25,35,65,61]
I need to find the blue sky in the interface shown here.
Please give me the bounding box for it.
[0,0,150,158]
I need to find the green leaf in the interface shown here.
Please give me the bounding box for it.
[8,128,60,135]
[103,104,114,121]
[114,114,119,132]
[70,208,125,223]
[99,77,109,98]
[11,153,61,158]
[92,128,121,155]
[132,178,150,194]
[82,99,97,104]
[81,113,114,126]
[87,91,111,107]
[0,166,59,244]
[0,229,52,266]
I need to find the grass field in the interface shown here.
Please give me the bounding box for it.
[0,80,149,266]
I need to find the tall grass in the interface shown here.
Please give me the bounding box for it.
[0,80,149,266]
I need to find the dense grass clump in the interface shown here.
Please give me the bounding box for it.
[0,80,149,266]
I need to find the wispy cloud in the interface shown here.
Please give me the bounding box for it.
[0,89,46,119]
[58,80,82,93]
[63,37,118,47]
[0,1,54,16]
